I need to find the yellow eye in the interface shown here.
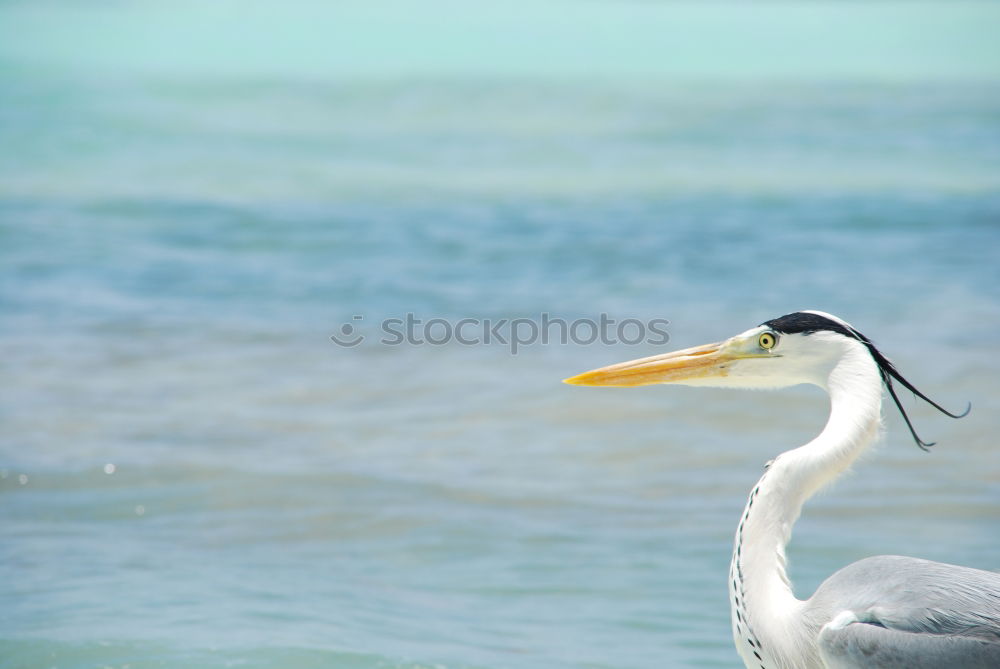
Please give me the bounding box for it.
[759,332,777,350]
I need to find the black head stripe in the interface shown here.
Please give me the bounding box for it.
[763,312,862,340]
[762,312,971,450]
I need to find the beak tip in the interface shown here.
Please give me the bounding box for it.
[563,372,621,387]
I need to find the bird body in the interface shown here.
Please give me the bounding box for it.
[565,311,1000,668]
[811,556,1000,668]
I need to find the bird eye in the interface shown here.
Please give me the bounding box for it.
[759,332,777,350]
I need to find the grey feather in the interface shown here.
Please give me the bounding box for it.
[808,555,1000,668]
[819,623,1000,669]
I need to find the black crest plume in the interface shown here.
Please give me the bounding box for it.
[763,312,971,451]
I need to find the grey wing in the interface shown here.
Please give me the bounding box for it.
[806,555,1000,669]
[819,620,1000,668]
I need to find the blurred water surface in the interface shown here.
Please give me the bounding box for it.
[2,3,1000,669]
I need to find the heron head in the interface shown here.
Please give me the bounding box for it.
[564,310,969,449]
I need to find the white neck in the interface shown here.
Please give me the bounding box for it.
[729,343,883,669]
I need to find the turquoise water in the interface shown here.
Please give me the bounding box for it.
[3,3,1000,669]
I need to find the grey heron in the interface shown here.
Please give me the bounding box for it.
[565,310,1000,669]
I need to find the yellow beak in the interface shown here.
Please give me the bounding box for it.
[563,341,733,387]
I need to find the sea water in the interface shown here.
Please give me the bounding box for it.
[2,3,999,669]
